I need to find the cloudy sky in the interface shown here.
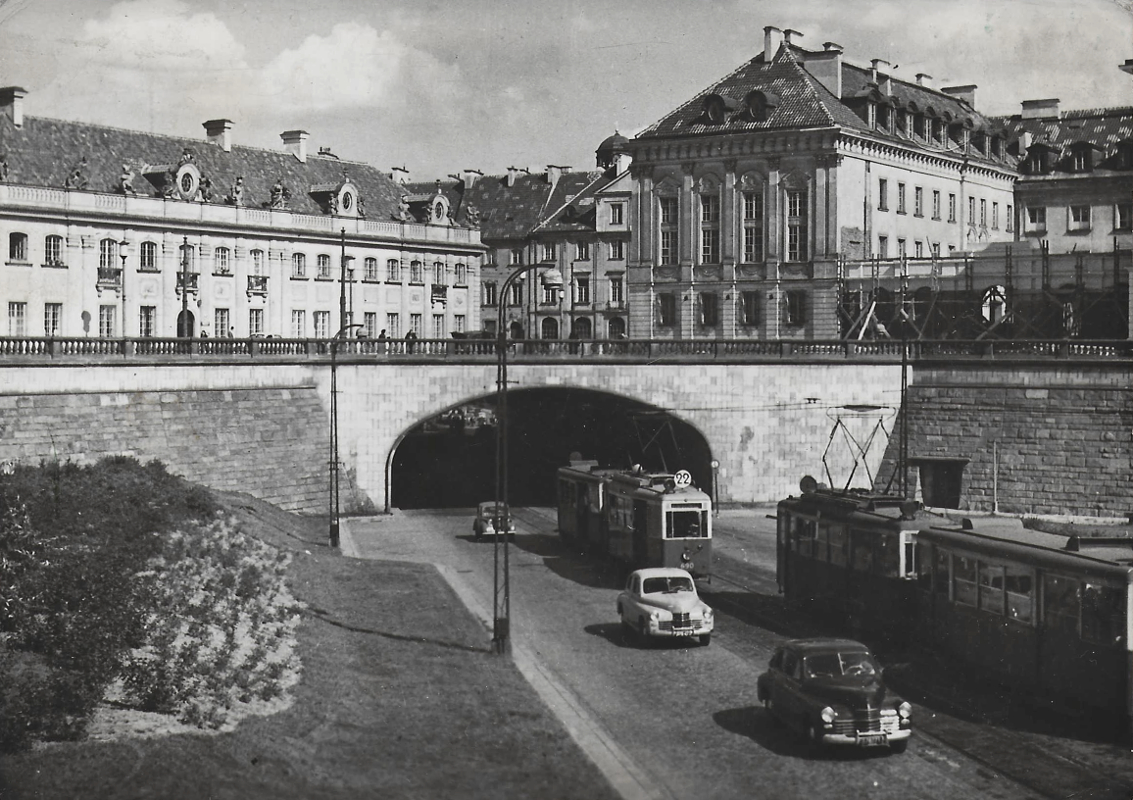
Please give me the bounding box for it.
[1,0,1131,180]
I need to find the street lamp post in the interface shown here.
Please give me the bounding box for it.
[493,263,563,654]
[117,239,129,337]
[329,322,364,548]
[179,235,190,337]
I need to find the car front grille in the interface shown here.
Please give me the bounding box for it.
[831,708,899,735]
[671,613,692,629]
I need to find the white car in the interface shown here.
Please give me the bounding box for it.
[617,567,714,646]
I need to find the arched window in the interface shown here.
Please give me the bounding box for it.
[8,232,28,262]
[454,263,466,284]
[140,241,158,271]
[317,254,331,279]
[292,253,306,278]
[572,317,592,338]
[540,317,559,339]
[607,317,626,338]
[214,246,231,275]
[99,238,118,270]
[410,260,423,283]
[433,261,446,286]
[364,257,378,280]
[44,234,64,267]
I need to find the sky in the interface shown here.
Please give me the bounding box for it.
[0,0,1132,181]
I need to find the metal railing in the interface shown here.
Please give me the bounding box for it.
[0,337,1128,363]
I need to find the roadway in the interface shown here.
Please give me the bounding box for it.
[344,507,1133,800]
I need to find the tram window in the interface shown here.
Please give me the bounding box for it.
[916,544,933,590]
[815,524,831,563]
[876,534,900,578]
[1043,574,1080,633]
[850,530,872,572]
[952,555,978,607]
[795,518,816,558]
[667,509,706,538]
[902,537,917,578]
[828,525,847,567]
[1081,583,1125,645]
[1005,567,1034,623]
[979,563,1007,616]
[932,549,949,595]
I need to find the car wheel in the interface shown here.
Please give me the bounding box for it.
[637,616,650,646]
[890,739,909,754]
[699,633,711,646]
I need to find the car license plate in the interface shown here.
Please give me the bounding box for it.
[857,733,887,747]
[671,629,695,636]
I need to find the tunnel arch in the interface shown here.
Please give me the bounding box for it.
[386,386,715,509]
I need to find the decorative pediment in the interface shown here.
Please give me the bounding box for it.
[737,171,766,190]
[653,175,681,195]
[779,169,811,190]
[696,173,722,193]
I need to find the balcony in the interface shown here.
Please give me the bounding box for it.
[96,266,122,294]
[247,275,269,298]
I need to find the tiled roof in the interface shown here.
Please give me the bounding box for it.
[637,44,1011,168]
[995,106,1133,156]
[535,170,616,234]
[0,114,407,219]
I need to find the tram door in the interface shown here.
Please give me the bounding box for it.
[633,499,648,566]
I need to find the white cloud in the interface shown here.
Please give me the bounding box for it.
[78,0,247,70]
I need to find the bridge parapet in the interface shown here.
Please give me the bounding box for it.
[0,337,1127,365]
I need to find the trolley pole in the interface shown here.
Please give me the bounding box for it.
[493,263,563,655]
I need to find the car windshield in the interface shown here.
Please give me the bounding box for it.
[803,651,879,679]
[480,503,508,516]
[642,576,695,594]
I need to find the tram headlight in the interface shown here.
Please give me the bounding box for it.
[898,702,912,720]
[820,706,836,724]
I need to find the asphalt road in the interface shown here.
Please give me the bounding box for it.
[345,507,1133,800]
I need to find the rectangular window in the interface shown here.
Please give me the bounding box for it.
[740,291,760,326]
[575,241,589,261]
[386,259,401,282]
[8,302,26,336]
[1081,583,1124,644]
[317,254,331,279]
[509,279,524,306]
[784,289,807,326]
[1118,203,1133,231]
[453,314,465,334]
[410,261,423,283]
[610,203,624,225]
[657,292,676,326]
[483,281,497,307]
[992,202,999,230]
[878,178,888,211]
[454,263,467,284]
[932,190,941,220]
[914,187,924,217]
[742,191,765,263]
[292,253,306,279]
[896,183,906,214]
[44,303,62,336]
[250,249,264,275]
[409,313,422,336]
[659,196,678,265]
[1070,205,1091,231]
[1007,204,1014,233]
[214,247,231,275]
[364,257,378,281]
[248,308,264,337]
[44,235,64,266]
[953,555,978,606]
[542,282,558,305]
[948,194,957,223]
[1027,206,1047,231]
[980,199,987,227]
[968,196,976,226]
[138,306,155,337]
[137,240,156,271]
[877,235,888,259]
[433,262,447,286]
[609,240,625,260]
[363,312,378,338]
[291,310,306,338]
[932,242,941,258]
[699,292,718,327]
[897,238,907,260]
[432,314,445,340]
[98,304,116,338]
[700,194,720,263]
[99,238,117,270]
[386,313,400,338]
[313,311,329,338]
[979,563,1006,615]
[609,276,624,304]
[575,276,591,305]
[914,240,924,258]
[786,190,808,262]
[214,308,230,338]
[541,243,556,262]
[510,248,523,265]
[1043,574,1079,632]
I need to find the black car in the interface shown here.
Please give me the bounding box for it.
[756,638,911,753]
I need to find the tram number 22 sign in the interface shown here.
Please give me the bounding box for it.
[673,470,693,488]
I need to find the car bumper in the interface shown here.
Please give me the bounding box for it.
[647,621,713,638]
[820,728,911,747]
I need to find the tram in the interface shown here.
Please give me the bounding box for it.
[914,522,1133,729]
[776,477,922,642]
[556,456,713,579]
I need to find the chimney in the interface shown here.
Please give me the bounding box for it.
[506,166,518,187]
[763,26,783,61]
[941,84,978,109]
[916,73,933,88]
[0,86,27,129]
[1021,98,1060,120]
[462,169,482,188]
[871,59,891,94]
[203,118,233,152]
[390,166,410,185]
[803,44,843,97]
[280,129,309,163]
[782,28,803,46]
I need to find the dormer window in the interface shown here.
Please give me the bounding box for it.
[913,114,926,139]
[743,90,779,122]
[971,131,986,155]
[877,105,891,131]
[702,93,737,125]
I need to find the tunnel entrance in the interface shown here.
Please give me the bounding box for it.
[390,387,712,509]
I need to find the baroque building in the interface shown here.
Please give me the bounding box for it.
[0,87,483,341]
[625,27,1018,340]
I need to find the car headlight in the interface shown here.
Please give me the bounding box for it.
[898,702,912,720]
[649,611,661,623]
[702,607,713,622]
[820,706,836,724]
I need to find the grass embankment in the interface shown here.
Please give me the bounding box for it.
[0,466,619,800]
